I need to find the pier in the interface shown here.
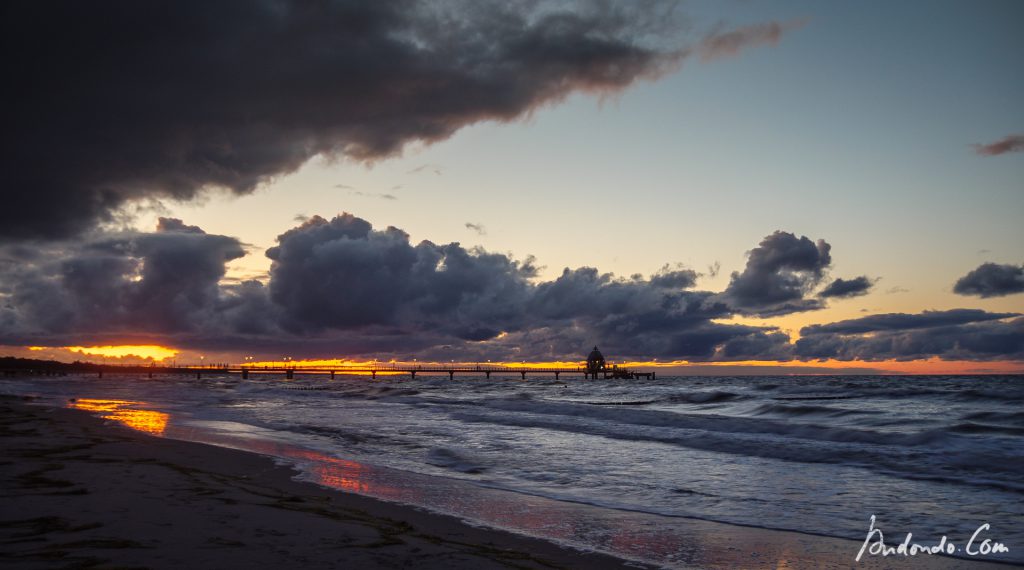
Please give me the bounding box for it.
[224,363,651,381]
[2,364,653,380]
[1,347,654,381]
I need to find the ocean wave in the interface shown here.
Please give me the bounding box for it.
[962,410,1024,425]
[748,402,881,418]
[449,409,1024,493]
[468,397,952,447]
[662,390,744,404]
[960,388,1024,402]
[950,422,1024,437]
[426,447,487,474]
[574,390,743,406]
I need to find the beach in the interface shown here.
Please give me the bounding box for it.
[2,390,1016,569]
[1,396,631,569]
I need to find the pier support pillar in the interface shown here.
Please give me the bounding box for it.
[371,370,377,380]
[652,371,656,380]
[448,371,454,380]
[196,371,201,379]
[521,371,526,380]
[148,371,153,379]
[485,371,491,379]
[554,372,560,380]
[286,369,294,380]
[242,369,249,380]
[411,371,416,380]
[330,371,335,380]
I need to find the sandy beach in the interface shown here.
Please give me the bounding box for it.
[0,396,634,569]
[1,394,1014,569]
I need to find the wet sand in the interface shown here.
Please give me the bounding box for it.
[0,396,1013,569]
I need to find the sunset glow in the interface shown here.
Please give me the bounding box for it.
[242,357,1024,375]
[62,345,179,361]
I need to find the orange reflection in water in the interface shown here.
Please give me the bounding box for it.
[285,448,405,499]
[68,398,169,436]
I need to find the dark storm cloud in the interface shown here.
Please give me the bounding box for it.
[0,222,252,342]
[953,262,1024,298]
[800,309,1018,336]
[818,275,874,299]
[261,215,750,359]
[3,215,1022,364]
[720,231,831,316]
[648,265,699,289]
[697,19,806,62]
[4,0,684,241]
[972,135,1024,156]
[155,218,206,234]
[795,311,1023,361]
[524,267,756,359]
[265,214,536,341]
[9,214,764,360]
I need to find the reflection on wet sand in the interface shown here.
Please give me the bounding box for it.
[288,449,375,494]
[68,398,169,436]
[158,421,406,501]
[62,399,865,568]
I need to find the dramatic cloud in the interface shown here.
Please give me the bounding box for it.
[972,135,1024,156]
[259,215,786,360]
[818,276,875,299]
[4,0,685,241]
[796,310,1023,361]
[800,309,1017,336]
[4,216,1016,364]
[649,265,699,289]
[697,20,806,62]
[954,262,1024,298]
[0,221,249,341]
[0,214,796,361]
[720,231,831,316]
[266,214,536,341]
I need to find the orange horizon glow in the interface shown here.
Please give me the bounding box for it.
[242,357,1024,375]
[245,358,595,369]
[25,344,181,361]
[657,358,1024,375]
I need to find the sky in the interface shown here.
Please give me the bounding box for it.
[2,1,1022,373]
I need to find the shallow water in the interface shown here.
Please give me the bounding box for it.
[4,373,1022,565]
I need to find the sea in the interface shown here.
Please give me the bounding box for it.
[3,373,1023,566]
